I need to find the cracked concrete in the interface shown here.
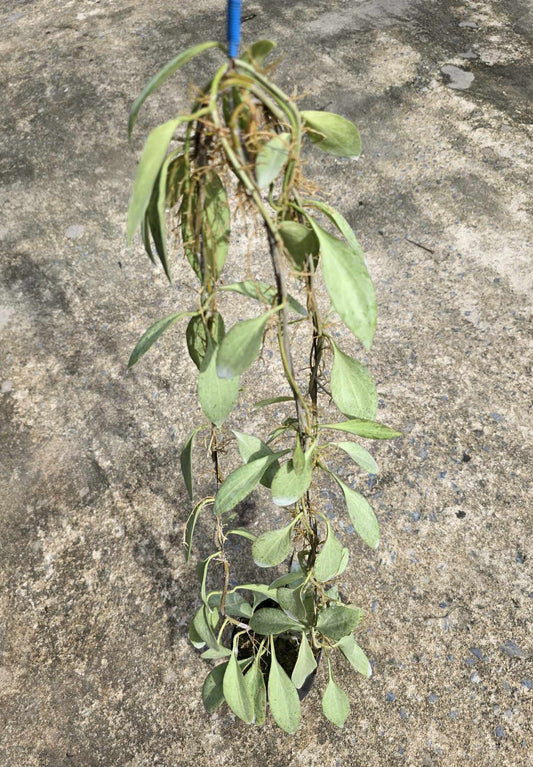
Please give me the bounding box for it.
[0,0,532,765]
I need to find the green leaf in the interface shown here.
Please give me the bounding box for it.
[253,396,294,408]
[320,419,402,439]
[302,200,359,252]
[252,521,296,567]
[309,220,376,348]
[186,312,226,370]
[181,181,201,279]
[255,133,290,188]
[219,281,307,317]
[249,608,303,636]
[331,475,380,549]
[268,639,301,733]
[276,586,308,623]
[127,118,182,245]
[278,220,319,268]
[189,620,207,650]
[245,656,267,726]
[198,338,240,427]
[223,650,254,724]
[291,632,317,689]
[140,208,156,265]
[213,453,281,515]
[180,426,203,501]
[128,311,190,367]
[333,441,378,474]
[270,447,314,507]
[165,152,187,209]
[335,634,372,677]
[202,662,228,713]
[216,307,280,379]
[184,497,213,563]
[192,605,219,649]
[270,570,306,589]
[292,437,305,476]
[202,169,230,279]
[330,341,377,420]
[322,660,350,727]
[233,430,281,488]
[313,524,349,583]
[128,41,223,136]
[149,150,181,282]
[301,110,361,158]
[208,591,253,619]
[201,645,232,660]
[232,583,279,603]
[316,605,363,642]
[241,39,276,66]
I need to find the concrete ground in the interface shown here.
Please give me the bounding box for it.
[1,0,532,765]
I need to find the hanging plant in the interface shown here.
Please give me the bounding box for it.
[126,29,401,732]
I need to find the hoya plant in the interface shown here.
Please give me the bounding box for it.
[126,38,400,732]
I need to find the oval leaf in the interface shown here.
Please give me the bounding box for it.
[180,426,204,501]
[202,662,228,713]
[128,41,223,136]
[252,522,294,567]
[255,133,290,188]
[279,220,319,268]
[276,587,308,623]
[316,605,363,642]
[331,341,377,420]
[301,110,361,158]
[223,651,254,724]
[128,311,190,367]
[198,338,240,427]
[291,632,317,689]
[241,39,276,66]
[335,634,372,677]
[310,220,376,348]
[331,475,380,549]
[320,419,402,439]
[268,640,301,733]
[270,447,314,507]
[127,117,182,245]
[314,525,349,583]
[249,607,303,636]
[213,453,281,516]
[216,308,280,379]
[334,441,378,474]
[322,661,350,727]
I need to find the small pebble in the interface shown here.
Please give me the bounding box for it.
[470,648,482,660]
[428,693,439,703]
[500,640,528,659]
[65,224,85,239]
[495,725,505,739]
[521,679,532,690]
[386,691,396,702]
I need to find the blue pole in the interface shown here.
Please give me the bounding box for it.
[227,0,242,59]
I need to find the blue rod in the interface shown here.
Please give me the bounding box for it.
[227,0,242,59]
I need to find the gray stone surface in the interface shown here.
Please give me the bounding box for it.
[1,0,532,765]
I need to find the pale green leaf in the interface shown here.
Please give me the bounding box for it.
[278,220,319,268]
[314,524,349,583]
[208,591,253,619]
[128,311,190,367]
[202,662,228,712]
[270,571,306,589]
[219,281,307,316]
[192,605,219,649]
[180,426,203,501]
[316,605,363,642]
[128,41,223,136]
[302,199,359,252]
[216,308,280,379]
[150,149,181,281]
[198,338,240,427]
[189,620,207,650]
[330,340,377,420]
[127,118,182,245]
[335,634,372,677]
[223,651,254,723]
[255,133,290,188]
[140,211,156,265]
[276,587,308,623]
[245,657,267,726]
[320,419,402,439]
[202,169,230,279]
[301,110,361,158]
[213,453,281,515]
[309,220,376,348]
[292,437,305,476]
[252,521,295,567]
[322,661,350,727]
[233,430,281,488]
[270,447,314,507]
[180,181,201,279]
[184,497,213,563]
[268,640,301,733]
[249,607,303,636]
[201,645,232,660]
[241,39,276,66]
[291,632,317,689]
[226,527,256,542]
[334,441,378,474]
[331,475,380,549]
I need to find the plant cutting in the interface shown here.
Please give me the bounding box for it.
[126,2,401,733]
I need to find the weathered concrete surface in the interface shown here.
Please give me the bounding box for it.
[1,0,532,765]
